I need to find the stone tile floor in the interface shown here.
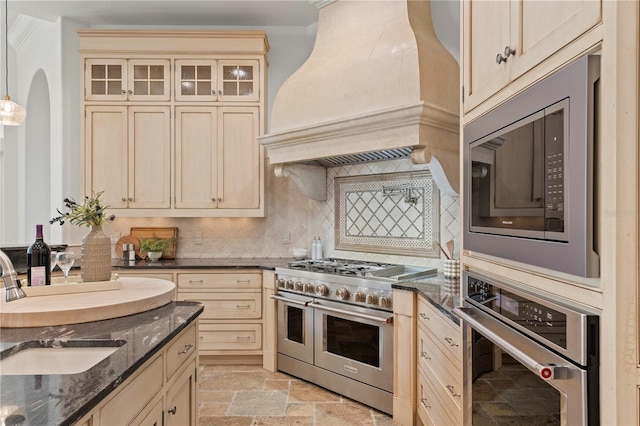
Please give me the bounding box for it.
[198,364,397,425]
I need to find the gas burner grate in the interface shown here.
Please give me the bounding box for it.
[288,258,400,275]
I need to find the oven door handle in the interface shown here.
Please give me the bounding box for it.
[454,306,571,374]
[270,294,311,307]
[309,302,394,325]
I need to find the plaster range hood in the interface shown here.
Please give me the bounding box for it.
[258,0,460,200]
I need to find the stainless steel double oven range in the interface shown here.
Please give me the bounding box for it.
[454,270,599,426]
[273,258,435,415]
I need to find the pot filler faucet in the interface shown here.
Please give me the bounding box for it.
[0,249,26,302]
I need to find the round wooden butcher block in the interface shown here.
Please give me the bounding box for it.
[0,277,175,328]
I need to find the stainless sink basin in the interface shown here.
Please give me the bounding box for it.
[0,340,126,375]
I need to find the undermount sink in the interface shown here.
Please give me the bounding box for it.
[0,340,126,375]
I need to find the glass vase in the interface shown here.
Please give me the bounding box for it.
[81,225,112,282]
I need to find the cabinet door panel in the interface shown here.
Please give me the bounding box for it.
[217,60,259,102]
[511,0,601,78]
[128,106,171,208]
[127,59,171,101]
[85,59,127,101]
[165,360,196,426]
[175,107,218,208]
[85,106,128,208]
[175,60,218,101]
[218,107,260,209]
[463,0,511,113]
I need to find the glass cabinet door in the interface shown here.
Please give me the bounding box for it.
[217,60,259,102]
[127,59,171,101]
[85,59,128,101]
[175,60,218,102]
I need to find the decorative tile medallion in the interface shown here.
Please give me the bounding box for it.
[335,171,440,257]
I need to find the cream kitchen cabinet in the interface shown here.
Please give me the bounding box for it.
[84,58,171,102]
[84,105,171,209]
[79,30,268,218]
[83,321,198,426]
[175,106,261,211]
[175,59,260,102]
[416,297,462,426]
[176,271,263,363]
[463,0,601,113]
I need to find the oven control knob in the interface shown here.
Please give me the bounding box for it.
[380,296,392,308]
[366,294,378,305]
[335,288,350,300]
[315,284,329,296]
[295,281,304,291]
[277,278,286,288]
[286,280,295,290]
[354,291,366,302]
[304,283,315,293]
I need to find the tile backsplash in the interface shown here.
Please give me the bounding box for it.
[104,158,459,267]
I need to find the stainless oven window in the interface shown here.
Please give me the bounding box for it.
[326,315,380,367]
[287,305,304,344]
[472,332,561,424]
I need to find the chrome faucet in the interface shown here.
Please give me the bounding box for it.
[1,249,26,302]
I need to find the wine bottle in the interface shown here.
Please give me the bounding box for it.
[27,224,51,286]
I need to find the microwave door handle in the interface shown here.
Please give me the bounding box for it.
[454,306,567,374]
[270,294,310,307]
[309,302,394,325]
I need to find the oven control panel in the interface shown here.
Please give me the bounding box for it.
[276,275,393,311]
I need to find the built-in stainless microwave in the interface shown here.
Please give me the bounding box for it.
[463,55,600,278]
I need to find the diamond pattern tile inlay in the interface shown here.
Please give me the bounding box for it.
[335,171,439,257]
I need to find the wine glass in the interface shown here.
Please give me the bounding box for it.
[56,252,76,283]
[50,251,58,272]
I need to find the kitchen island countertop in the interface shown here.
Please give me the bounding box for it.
[0,296,203,426]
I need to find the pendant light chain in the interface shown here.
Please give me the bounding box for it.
[4,0,8,97]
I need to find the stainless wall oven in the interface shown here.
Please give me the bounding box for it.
[272,258,435,415]
[454,270,599,426]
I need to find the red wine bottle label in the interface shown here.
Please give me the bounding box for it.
[30,266,47,286]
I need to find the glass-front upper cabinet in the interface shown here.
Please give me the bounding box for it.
[84,59,170,101]
[217,60,259,102]
[175,60,218,101]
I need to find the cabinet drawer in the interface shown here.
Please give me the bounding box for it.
[199,323,262,351]
[177,273,261,289]
[117,272,174,282]
[417,367,460,426]
[101,355,163,425]
[178,292,261,319]
[417,325,462,412]
[417,297,461,364]
[166,323,197,380]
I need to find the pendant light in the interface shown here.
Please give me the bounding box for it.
[0,0,25,126]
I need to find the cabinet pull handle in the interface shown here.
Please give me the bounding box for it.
[419,313,429,320]
[236,304,251,309]
[168,406,177,415]
[188,280,203,283]
[444,337,459,347]
[496,46,515,65]
[420,351,431,360]
[128,197,133,202]
[178,343,194,355]
[121,89,126,94]
[218,197,222,202]
[127,89,133,94]
[236,335,252,341]
[446,384,460,397]
[420,398,430,409]
[218,90,222,95]
[236,280,251,284]
[121,197,127,202]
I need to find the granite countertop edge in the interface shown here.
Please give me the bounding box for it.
[112,257,290,271]
[392,273,461,324]
[0,301,204,426]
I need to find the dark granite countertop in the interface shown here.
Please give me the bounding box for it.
[393,273,461,324]
[0,301,203,426]
[112,257,291,270]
